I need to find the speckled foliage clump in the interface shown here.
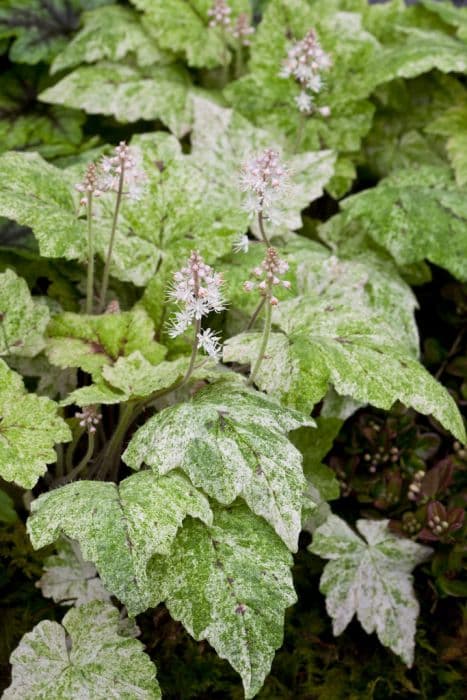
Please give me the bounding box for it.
[0,1,466,698]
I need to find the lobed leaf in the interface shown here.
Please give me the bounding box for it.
[3,601,161,699]
[148,503,296,699]
[46,308,166,381]
[124,379,314,551]
[27,471,212,615]
[0,359,71,488]
[309,514,432,666]
[37,538,112,607]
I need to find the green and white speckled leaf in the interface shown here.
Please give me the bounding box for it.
[3,601,161,699]
[0,268,49,358]
[309,515,432,666]
[124,379,313,551]
[46,308,166,381]
[37,538,112,607]
[190,97,336,239]
[131,0,251,68]
[320,165,467,282]
[223,237,419,356]
[0,359,71,488]
[363,28,467,92]
[427,102,467,187]
[41,62,193,137]
[0,151,85,259]
[51,5,169,74]
[28,471,212,615]
[148,503,296,699]
[226,296,465,443]
[421,0,467,41]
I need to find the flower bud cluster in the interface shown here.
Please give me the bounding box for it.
[75,163,106,207]
[243,247,290,306]
[207,0,231,28]
[407,469,426,501]
[280,29,331,116]
[232,13,255,46]
[427,513,449,536]
[75,406,102,434]
[208,2,254,44]
[101,141,146,201]
[240,149,288,217]
[168,252,225,342]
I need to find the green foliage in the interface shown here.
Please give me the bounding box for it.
[3,601,161,699]
[46,308,166,380]
[320,166,467,283]
[1,0,467,696]
[148,503,296,699]
[0,360,71,488]
[124,379,313,550]
[0,268,49,358]
[27,471,212,614]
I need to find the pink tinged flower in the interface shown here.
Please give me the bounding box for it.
[75,406,102,434]
[197,328,222,361]
[240,149,289,216]
[232,13,255,46]
[319,105,331,118]
[167,252,225,338]
[208,0,231,28]
[295,91,313,114]
[243,247,291,305]
[100,142,147,201]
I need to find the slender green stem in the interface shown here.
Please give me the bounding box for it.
[247,300,272,386]
[294,112,307,153]
[235,44,244,79]
[98,163,125,312]
[85,192,94,314]
[258,211,270,245]
[65,425,86,473]
[178,318,201,390]
[246,297,266,331]
[55,432,95,486]
[0,315,10,354]
[96,402,136,481]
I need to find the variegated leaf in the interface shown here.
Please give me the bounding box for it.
[148,503,296,699]
[0,359,71,488]
[3,601,161,699]
[27,471,212,615]
[124,379,314,551]
[0,268,49,358]
[309,514,433,666]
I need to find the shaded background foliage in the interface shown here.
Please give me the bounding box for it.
[0,0,466,698]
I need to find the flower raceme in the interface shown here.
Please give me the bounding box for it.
[207,0,232,28]
[280,29,332,116]
[243,247,291,306]
[101,141,146,201]
[168,252,225,360]
[240,148,289,219]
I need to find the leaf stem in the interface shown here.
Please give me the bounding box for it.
[96,401,136,481]
[246,297,266,331]
[247,300,272,386]
[98,162,125,312]
[85,192,94,314]
[55,432,95,486]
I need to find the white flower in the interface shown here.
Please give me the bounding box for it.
[197,328,222,361]
[279,28,331,113]
[167,252,225,338]
[295,91,313,114]
[233,234,250,253]
[232,13,255,46]
[240,149,289,217]
[100,142,147,201]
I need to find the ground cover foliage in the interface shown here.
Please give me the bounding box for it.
[0,0,466,697]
